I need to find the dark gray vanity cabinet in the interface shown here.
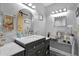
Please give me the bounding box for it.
[45,39,50,55]
[27,42,45,56]
[15,38,49,56]
[50,39,72,56]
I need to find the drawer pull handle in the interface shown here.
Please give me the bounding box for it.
[34,46,35,48]
[42,42,44,44]
[46,51,48,54]
[38,51,40,53]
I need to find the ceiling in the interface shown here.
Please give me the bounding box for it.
[42,3,53,6]
[24,3,53,7]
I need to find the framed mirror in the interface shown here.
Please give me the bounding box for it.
[54,16,67,27]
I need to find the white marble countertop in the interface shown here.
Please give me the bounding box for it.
[0,42,24,56]
[15,35,45,45]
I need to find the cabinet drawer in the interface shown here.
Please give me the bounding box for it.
[44,45,50,55]
[28,43,45,56]
[34,38,45,47]
[26,42,35,50]
[26,39,45,50]
[28,51,36,56]
[35,43,45,56]
[45,39,50,45]
[35,46,45,56]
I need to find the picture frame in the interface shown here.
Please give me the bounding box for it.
[3,15,14,32]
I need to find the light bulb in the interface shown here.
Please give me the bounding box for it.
[63,8,67,12]
[32,6,36,8]
[28,3,32,6]
[55,11,58,13]
[52,11,55,14]
[59,9,62,12]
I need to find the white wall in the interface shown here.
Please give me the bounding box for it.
[0,3,47,43]
[74,4,79,55]
[33,4,46,36]
[0,3,20,43]
[45,3,77,35]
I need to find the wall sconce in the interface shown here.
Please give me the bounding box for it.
[38,14,43,21]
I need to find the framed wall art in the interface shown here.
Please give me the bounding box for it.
[3,15,14,32]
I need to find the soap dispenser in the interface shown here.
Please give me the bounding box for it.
[47,32,50,37]
[63,34,67,43]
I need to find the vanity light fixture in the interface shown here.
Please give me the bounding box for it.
[51,11,69,17]
[63,8,67,12]
[55,10,59,13]
[28,3,32,6]
[59,9,62,13]
[51,8,67,14]
[26,3,36,9]
[52,11,55,14]
[32,6,36,9]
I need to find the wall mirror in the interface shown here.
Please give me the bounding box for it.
[54,16,67,27]
[17,9,33,37]
[76,7,79,17]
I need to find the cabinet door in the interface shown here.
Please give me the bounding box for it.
[28,43,45,56]
[34,43,46,56]
[28,48,37,56]
[35,47,45,56]
[28,51,36,56]
[34,38,45,47]
[44,45,50,56]
[26,42,35,50]
[44,40,50,55]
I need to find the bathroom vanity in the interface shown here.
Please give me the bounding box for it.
[50,38,77,56]
[15,35,50,56]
